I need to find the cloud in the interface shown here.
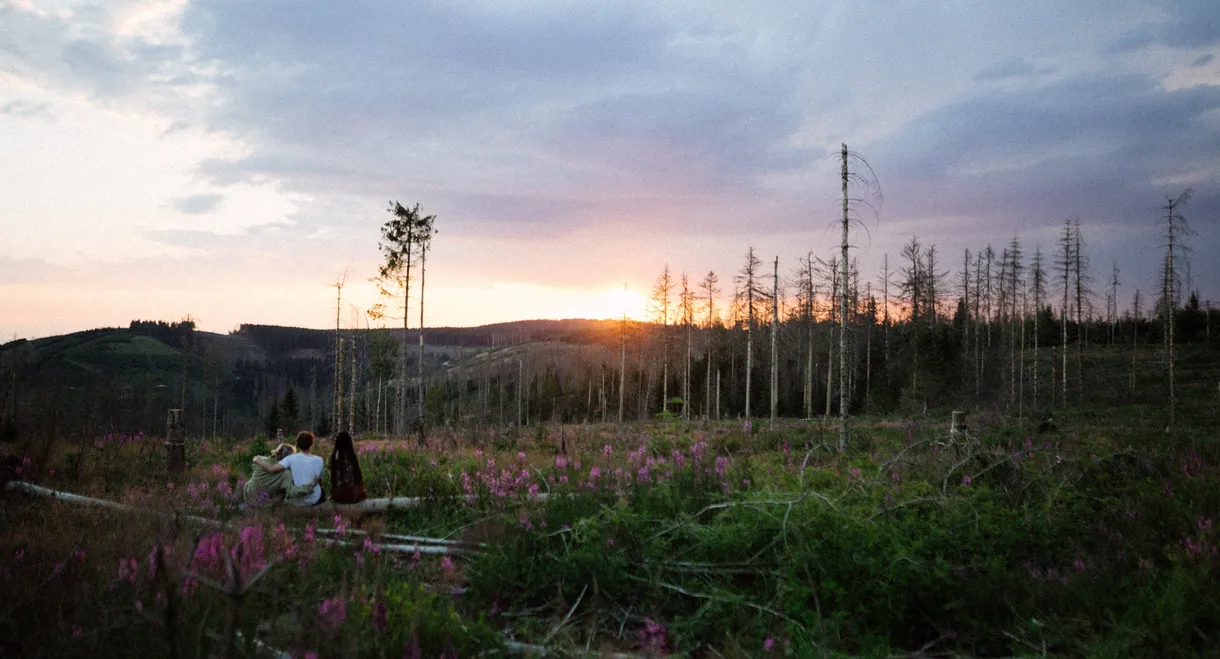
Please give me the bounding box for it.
[0,99,52,119]
[0,255,68,285]
[170,193,224,215]
[973,58,1040,82]
[1111,0,1220,52]
[5,0,1220,334]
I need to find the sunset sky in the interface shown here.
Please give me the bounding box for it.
[2,1,1219,340]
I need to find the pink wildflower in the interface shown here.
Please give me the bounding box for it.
[318,596,346,632]
[118,557,138,583]
[441,555,455,575]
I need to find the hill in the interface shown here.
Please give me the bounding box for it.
[0,318,633,441]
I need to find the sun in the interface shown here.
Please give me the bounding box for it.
[575,286,648,321]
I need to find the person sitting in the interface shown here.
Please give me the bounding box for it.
[329,431,368,504]
[252,431,325,506]
[243,443,316,507]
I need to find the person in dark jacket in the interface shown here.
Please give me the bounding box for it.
[329,431,368,504]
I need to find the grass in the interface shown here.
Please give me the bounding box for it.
[2,408,1220,657]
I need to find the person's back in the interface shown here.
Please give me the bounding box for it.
[244,443,314,507]
[279,452,324,506]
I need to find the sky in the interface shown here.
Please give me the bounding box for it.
[2,0,1219,339]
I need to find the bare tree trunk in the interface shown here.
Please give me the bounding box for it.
[348,337,357,433]
[825,317,834,422]
[771,256,779,424]
[333,280,343,432]
[418,244,427,439]
[619,293,626,424]
[839,143,850,451]
[685,310,692,422]
[1019,282,1026,421]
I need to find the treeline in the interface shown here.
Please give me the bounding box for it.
[129,319,196,349]
[379,213,1217,431]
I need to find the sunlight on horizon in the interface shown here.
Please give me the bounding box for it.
[568,286,648,321]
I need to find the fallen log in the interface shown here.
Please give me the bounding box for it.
[4,481,476,556]
[5,480,229,529]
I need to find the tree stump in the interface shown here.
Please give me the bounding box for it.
[166,409,185,475]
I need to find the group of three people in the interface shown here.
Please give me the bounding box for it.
[243,430,368,507]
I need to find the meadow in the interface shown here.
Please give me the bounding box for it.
[3,408,1219,659]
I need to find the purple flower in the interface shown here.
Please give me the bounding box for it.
[638,617,668,650]
[441,555,455,575]
[764,637,776,651]
[118,557,138,583]
[318,596,347,632]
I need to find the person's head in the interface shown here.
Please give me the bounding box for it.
[273,443,296,461]
[334,431,354,454]
[296,431,315,453]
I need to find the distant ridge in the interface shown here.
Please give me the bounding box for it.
[235,317,627,349]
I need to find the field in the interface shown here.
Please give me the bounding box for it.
[3,406,1220,658]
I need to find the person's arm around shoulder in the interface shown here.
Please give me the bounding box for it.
[254,453,291,473]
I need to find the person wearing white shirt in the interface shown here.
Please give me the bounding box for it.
[253,431,325,506]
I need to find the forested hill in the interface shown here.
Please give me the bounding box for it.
[0,318,626,441]
[234,318,622,353]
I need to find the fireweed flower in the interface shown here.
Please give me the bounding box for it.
[441,555,456,574]
[318,596,346,632]
[715,456,729,478]
[638,617,668,649]
[118,558,138,583]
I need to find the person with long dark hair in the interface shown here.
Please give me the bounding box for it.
[329,431,368,504]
